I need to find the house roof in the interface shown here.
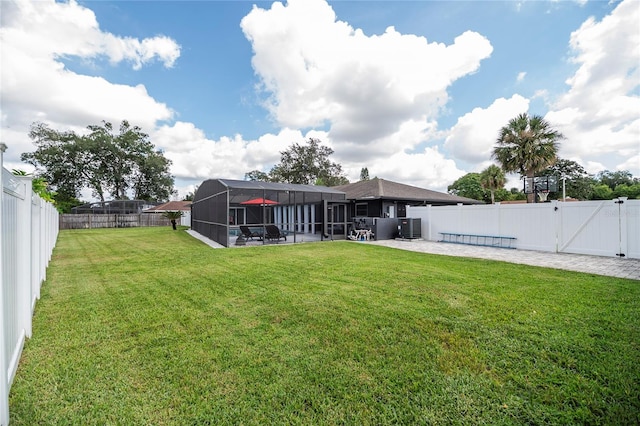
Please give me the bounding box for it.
[216,178,345,194]
[144,200,192,212]
[332,178,483,205]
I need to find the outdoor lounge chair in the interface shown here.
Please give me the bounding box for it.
[265,225,287,242]
[240,225,262,240]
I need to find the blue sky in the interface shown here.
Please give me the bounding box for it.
[1,0,638,199]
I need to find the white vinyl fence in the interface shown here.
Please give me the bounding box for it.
[408,198,639,259]
[0,145,59,425]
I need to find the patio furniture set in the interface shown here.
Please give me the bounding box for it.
[240,225,288,242]
[348,228,374,241]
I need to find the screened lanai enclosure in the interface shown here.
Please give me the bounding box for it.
[191,179,348,247]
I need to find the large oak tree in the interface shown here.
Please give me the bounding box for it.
[246,138,349,186]
[22,121,174,203]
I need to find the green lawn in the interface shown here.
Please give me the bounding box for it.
[9,227,640,425]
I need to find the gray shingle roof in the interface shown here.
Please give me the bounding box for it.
[333,178,483,205]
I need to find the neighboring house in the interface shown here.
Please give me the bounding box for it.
[144,200,192,227]
[333,177,483,220]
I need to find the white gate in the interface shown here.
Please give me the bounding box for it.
[557,199,630,258]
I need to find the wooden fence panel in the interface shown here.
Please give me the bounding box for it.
[59,214,172,229]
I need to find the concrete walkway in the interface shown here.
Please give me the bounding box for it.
[369,239,640,281]
[186,229,225,248]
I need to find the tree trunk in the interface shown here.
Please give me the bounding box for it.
[171,219,177,230]
[526,171,535,203]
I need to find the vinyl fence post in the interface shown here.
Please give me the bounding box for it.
[31,197,41,305]
[552,200,560,253]
[617,197,628,258]
[0,143,11,425]
[16,176,33,339]
[427,204,432,241]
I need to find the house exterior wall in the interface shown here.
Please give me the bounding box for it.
[347,199,411,222]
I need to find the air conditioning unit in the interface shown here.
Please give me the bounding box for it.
[399,218,421,239]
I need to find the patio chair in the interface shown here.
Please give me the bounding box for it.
[240,225,261,240]
[265,225,287,242]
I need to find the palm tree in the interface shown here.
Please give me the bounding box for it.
[162,211,183,230]
[493,113,564,203]
[480,165,506,204]
[359,167,370,181]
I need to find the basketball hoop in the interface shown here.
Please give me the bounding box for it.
[524,176,559,195]
[538,191,550,202]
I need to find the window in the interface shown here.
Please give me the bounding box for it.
[229,207,246,225]
[355,203,368,217]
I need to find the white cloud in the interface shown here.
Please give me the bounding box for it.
[153,122,317,182]
[155,119,463,195]
[532,89,549,100]
[240,0,493,147]
[237,0,498,192]
[443,95,531,165]
[617,154,640,174]
[517,71,527,82]
[0,0,180,165]
[355,146,466,193]
[103,34,180,70]
[334,118,439,164]
[1,0,180,70]
[584,160,607,175]
[546,0,640,176]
